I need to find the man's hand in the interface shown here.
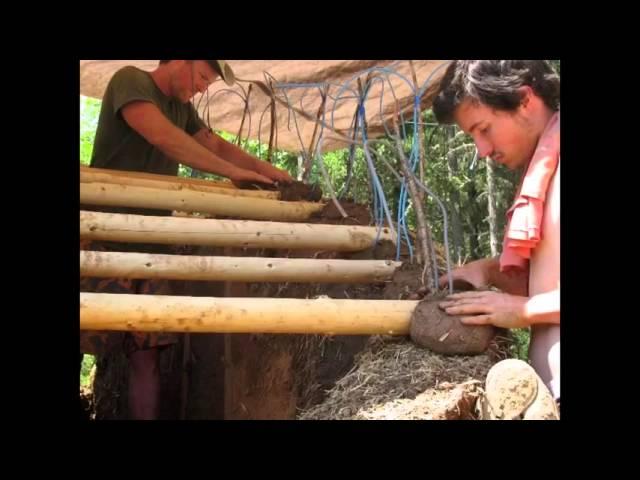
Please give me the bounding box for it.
[438,291,529,329]
[271,167,294,183]
[229,168,274,186]
[192,128,293,185]
[258,162,294,184]
[438,258,495,290]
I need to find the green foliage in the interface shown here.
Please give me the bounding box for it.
[508,329,531,361]
[80,95,101,165]
[80,354,96,387]
[204,112,521,263]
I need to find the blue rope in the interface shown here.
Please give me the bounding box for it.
[267,62,455,289]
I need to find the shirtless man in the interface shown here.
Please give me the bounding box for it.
[432,60,560,419]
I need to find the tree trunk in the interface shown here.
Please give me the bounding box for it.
[466,181,482,259]
[297,154,304,181]
[446,134,465,265]
[486,158,500,257]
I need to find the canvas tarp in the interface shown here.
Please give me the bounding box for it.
[80,60,450,153]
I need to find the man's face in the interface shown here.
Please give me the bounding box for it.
[454,98,539,170]
[171,61,219,103]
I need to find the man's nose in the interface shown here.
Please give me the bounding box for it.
[475,137,492,158]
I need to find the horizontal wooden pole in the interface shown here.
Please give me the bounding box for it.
[80,182,325,221]
[80,293,417,334]
[80,250,401,283]
[81,165,238,189]
[80,211,395,252]
[81,168,279,199]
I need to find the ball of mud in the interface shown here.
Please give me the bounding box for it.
[409,298,496,355]
[278,181,323,202]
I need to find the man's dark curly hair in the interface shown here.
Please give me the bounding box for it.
[433,60,560,124]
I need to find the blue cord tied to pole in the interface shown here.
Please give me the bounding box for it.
[268,61,454,293]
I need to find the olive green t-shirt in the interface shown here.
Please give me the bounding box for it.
[91,65,206,177]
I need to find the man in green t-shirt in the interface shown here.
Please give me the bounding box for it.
[81,60,293,420]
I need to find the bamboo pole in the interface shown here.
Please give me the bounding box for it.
[80,211,396,252]
[80,293,418,335]
[80,182,325,222]
[80,250,401,283]
[81,168,279,199]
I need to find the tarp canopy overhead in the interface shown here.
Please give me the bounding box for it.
[80,60,450,153]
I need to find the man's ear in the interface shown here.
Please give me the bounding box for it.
[519,86,534,110]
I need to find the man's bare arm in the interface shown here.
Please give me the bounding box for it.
[486,257,529,296]
[121,101,273,184]
[193,128,293,183]
[439,256,528,296]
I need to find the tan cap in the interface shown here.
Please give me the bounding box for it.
[208,60,235,86]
